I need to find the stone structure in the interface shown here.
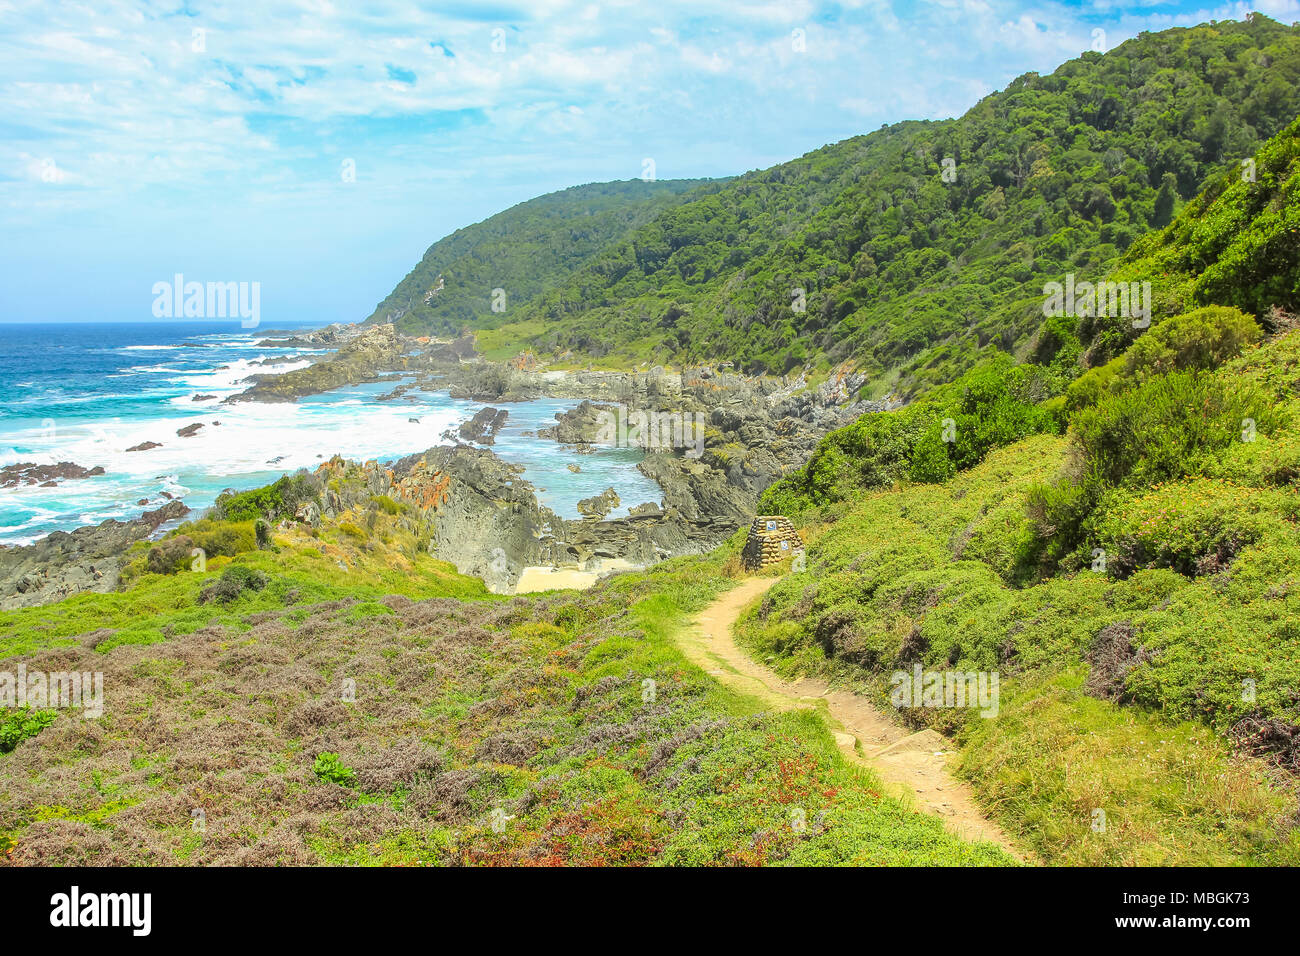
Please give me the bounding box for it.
[741,515,803,570]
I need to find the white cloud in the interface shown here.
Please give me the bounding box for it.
[0,0,1279,322]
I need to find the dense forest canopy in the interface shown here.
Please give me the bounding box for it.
[365,178,723,337]
[376,15,1300,393]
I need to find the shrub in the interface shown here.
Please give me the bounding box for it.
[1070,370,1272,488]
[1096,479,1282,578]
[313,752,356,787]
[0,707,56,754]
[211,473,320,523]
[1123,306,1261,382]
[144,521,259,576]
[198,565,269,605]
[183,519,258,559]
[1064,356,1125,413]
[1021,475,1102,572]
[763,357,1060,513]
[145,535,195,575]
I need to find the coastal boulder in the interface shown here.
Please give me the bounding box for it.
[457,407,509,444]
[577,487,620,520]
[0,462,106,489]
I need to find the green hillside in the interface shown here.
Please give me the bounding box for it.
[0,470,1010,866]
[744,113,1300,864]
[1084,112,1300,362]
[6,16,1300,870]
[365,178,723,338]
[392,16,1300,389]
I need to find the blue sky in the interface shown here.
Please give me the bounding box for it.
[1,0,1296,325]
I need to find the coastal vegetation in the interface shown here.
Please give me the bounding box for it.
[4,18,1300,868]
[741,112,1300,864]
[0,489,1009,865]
[365,179,723,339]
[378,17,1300,392]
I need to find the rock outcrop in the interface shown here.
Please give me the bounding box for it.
[315,445,739,594]
[0,500,190,609]
[0,462,106,489]
[227,324,417,403]
[577,487,620,519]
[457,407,509,444]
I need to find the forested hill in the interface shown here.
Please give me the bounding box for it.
[375,15,1300,391]
[1081,111,1300,363]
[365,178,723,337]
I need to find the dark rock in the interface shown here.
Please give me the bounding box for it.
[0,499,190,610]
[457,407,509,444]
[228,324,409,403]
[577,487,620,519]
[0,461,107,489]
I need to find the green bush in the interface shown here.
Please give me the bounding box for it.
[211,473,319,523]
[198,565,269,605]
[1123,306,1261,382]
[1096,478,1283,578]
[370,495,404,516]
[1071,370,1272,488]
[0,707,56,754]
[1022,477,1102,572]
[313,752,356,787]
[180,520,258,560]
[764,357,1060,513]
[145,535,196,575]
[1064,356,1125,413]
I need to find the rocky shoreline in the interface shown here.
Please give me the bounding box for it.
[225,321,892,591]
[1,320,894,604]
[0,500,190,610]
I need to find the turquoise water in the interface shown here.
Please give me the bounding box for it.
[0,321,663,544]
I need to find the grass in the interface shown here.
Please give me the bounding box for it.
[473,320,550,362]
[738,413,1300,865]
[0,510,1011,866]
[0,531,491,657]
[960,668,1300,865]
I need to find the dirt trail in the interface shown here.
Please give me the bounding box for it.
[680,576,1027,859]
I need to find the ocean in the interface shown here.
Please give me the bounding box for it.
[0,321,662,545]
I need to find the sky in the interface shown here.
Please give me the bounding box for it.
[1,0,1297,325]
